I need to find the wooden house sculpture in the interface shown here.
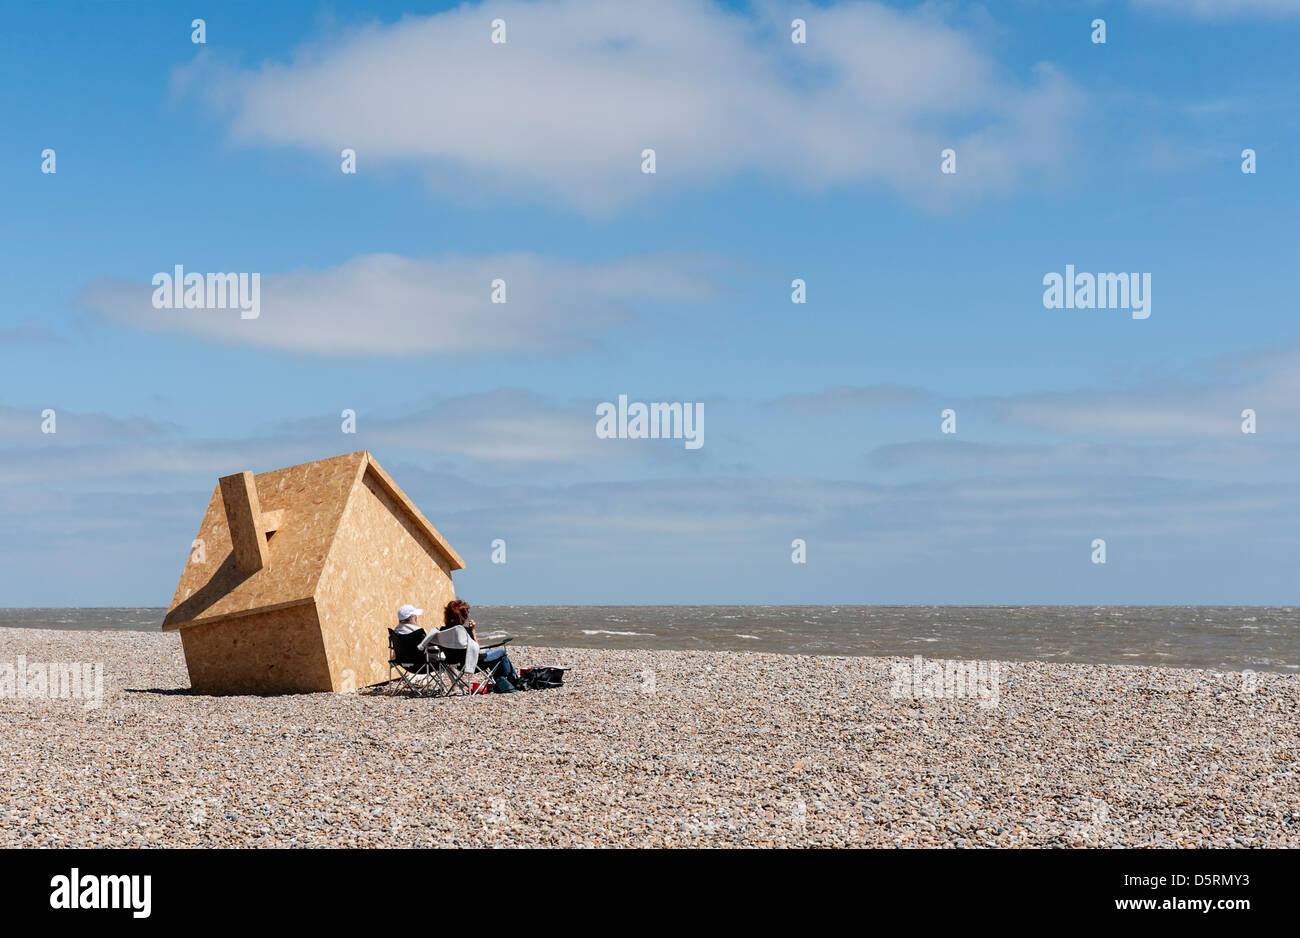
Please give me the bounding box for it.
[162,451,465,695]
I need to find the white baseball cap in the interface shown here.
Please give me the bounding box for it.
[397,604,423,621]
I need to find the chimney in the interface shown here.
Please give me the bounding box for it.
[219,470,270,574]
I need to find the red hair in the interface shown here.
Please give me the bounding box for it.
[444,599,470,628]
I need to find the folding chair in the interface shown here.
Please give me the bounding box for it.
[387,628,444,697]
[426,626,504,695]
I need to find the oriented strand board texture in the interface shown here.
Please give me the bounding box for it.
[315,466,457,689]
[219,471,269,573]
[179,602,331,695]
[163,452,365,628]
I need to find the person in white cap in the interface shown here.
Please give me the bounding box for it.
[395,604,424,635]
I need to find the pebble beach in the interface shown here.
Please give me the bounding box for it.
[1,627,1297,848]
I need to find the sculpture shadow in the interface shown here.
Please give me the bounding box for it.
[162,552,254,627]
[124,687,194,696]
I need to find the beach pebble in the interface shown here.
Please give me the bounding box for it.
[0,628,1296,847]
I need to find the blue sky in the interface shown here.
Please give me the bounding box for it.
[2,0,1299,606]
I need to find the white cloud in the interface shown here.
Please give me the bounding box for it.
[1133,0,1300,17]
[75,252,716,356]
[993,345,1300,440]
[176,0,1083,212]
[867,439,1297,472]
[366,390,613,463]
[756,341,1300,443]
[0,405,174,447]
[0,390,673,490]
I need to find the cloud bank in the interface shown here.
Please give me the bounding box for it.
[177,0,1083,212]
[75,252,716,356]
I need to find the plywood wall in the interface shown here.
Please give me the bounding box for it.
[180,602,332,695]
[314,465,458,689]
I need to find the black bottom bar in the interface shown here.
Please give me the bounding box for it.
[0,847,1278,926]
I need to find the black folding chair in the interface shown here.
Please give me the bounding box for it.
[387,628,442,697]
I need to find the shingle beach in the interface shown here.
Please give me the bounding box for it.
[1,627,1297,847]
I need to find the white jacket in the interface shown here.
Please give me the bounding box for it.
[419,624,479,673]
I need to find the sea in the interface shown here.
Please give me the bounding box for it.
[1,606,1296,673]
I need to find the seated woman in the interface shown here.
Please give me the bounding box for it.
[440,599,520,692]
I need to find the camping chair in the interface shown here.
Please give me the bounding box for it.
[387,628,444,697]
[426,626,504,695]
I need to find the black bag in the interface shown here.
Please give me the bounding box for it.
[519,666,567,690]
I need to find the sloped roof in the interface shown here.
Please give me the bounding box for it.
[163,451,464,630]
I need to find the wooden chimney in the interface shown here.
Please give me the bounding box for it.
[218,470,270,574]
